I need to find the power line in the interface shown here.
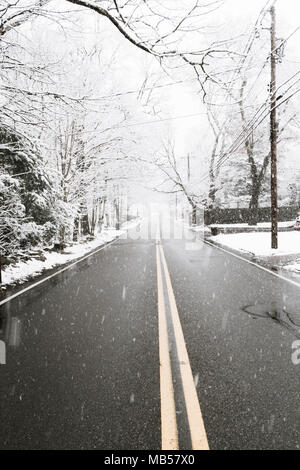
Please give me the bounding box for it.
[77,111,207,135]
[87,77,199,102]
[224,0,274,98]
[198,84,300,186]
[123,111,207,127]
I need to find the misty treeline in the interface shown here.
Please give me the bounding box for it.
[1,0,300,259]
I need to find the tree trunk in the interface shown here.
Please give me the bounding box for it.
[114,199,120,230]
[248,185,260,225]
[190,202,197,225]
[90,199,99,237]
[81,213,90,235]
[98,198,106,233]
[57,225,66,252]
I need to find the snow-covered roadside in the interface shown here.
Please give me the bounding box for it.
[1,219,141,288]
[283,262,300,273]
[210,231,300,264]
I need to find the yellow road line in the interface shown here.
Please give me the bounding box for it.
[156,243,179,450]
[159,243,209,451]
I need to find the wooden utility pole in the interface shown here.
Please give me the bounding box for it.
[270,5,278,249]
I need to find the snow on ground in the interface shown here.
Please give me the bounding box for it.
[191,225,211,233]
[283,262,300,273]
[181,221,211,233]
[210,231,300,257]
[1,220,141,288]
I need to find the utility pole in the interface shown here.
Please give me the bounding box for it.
[270,5,278,249]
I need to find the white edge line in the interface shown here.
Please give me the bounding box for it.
[0,236,123,307]
[204,238,300,289]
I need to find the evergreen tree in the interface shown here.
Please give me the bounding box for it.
[0,126,56,255]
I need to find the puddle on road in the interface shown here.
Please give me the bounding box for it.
[242,303,300,339]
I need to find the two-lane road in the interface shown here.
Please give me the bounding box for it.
[0,217,299,449]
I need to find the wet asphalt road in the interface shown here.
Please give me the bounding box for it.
[0,219,300,450]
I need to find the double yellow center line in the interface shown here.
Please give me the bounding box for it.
[156,233,209,451]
